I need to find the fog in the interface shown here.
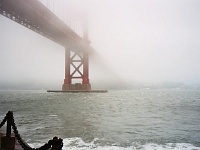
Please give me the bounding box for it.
[1,0,200,90]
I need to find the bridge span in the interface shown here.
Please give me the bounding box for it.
[0,0,102,92]
[0,0,88,50]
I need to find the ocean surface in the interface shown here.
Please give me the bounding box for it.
[0,89,200,150]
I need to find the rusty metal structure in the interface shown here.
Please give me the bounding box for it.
[0,0,92,91]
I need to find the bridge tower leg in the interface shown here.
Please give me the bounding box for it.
[62,47,71,91]
[82,47,91,90]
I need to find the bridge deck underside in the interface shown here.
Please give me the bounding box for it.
[0,0,87,52]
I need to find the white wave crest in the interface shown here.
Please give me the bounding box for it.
[28,138,200,150]
[62,137,200,150]
[141,143,200,150]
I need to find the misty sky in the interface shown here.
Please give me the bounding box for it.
[0,0,200,89]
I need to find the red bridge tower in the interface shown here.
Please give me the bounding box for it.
[62,16,91,91]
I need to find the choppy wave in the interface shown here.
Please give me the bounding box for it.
[2,90,200,150]
[30,137,200,150]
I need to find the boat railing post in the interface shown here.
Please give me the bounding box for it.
[6,111,12,138]
[1,111,15,150]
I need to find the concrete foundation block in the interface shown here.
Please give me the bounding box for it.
[62,83,91,91]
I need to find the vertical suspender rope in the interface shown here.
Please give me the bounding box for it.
[53,0,54,13]
[47,0,49,9]
[62,0,64,22]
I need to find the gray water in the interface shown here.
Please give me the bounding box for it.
[0,89,200,149]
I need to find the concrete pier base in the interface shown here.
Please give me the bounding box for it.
[62,83,91,91]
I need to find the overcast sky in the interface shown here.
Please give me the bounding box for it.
[0,0,200,89]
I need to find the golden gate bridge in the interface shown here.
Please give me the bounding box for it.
[0,0,106,92]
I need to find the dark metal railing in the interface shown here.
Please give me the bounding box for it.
[0,111,63,150]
